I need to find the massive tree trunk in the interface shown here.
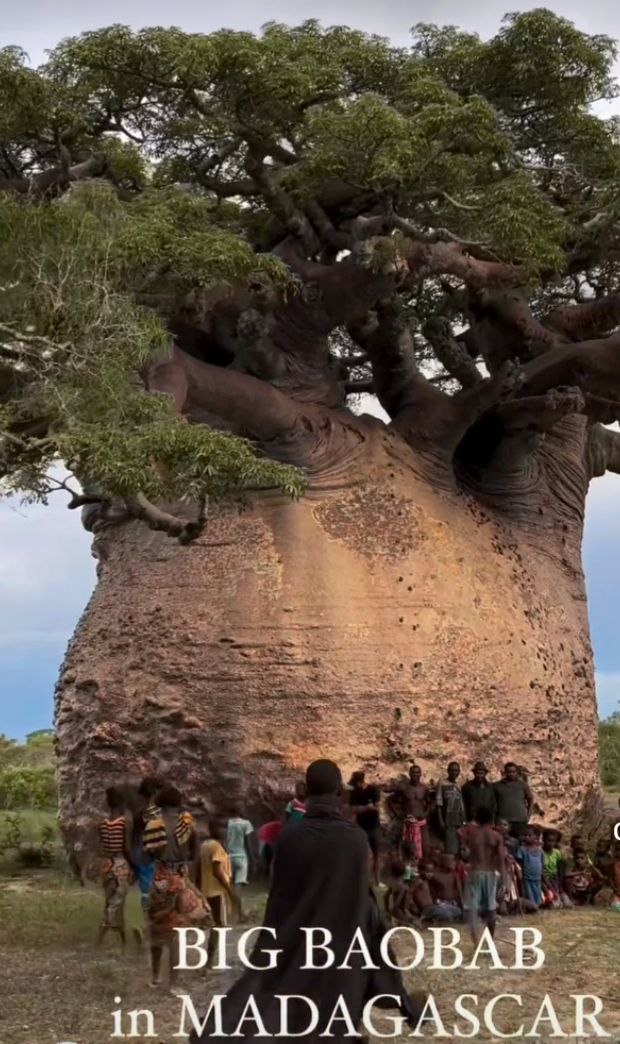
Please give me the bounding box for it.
[55,410,600,852]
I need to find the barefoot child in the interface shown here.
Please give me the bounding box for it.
[517,827,544,908]
[413,860,462,923]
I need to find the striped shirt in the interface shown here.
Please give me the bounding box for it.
[143,810,194,855]
[99,816,126,855]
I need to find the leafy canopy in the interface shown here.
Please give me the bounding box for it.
[1,10,618,508]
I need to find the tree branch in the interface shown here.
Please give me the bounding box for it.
[347,299,439,420]
[545,294,620,342]
[244,155,320,254]
[520,330,620,402]
[0,152,109,197]
[146,344,306,443]
[403,238,525,291]
[587,424,620,478]
[496,386,586,433]
[124,491,208,544]
[422,316,482,389]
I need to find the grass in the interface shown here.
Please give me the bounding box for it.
[0,872,619,1043]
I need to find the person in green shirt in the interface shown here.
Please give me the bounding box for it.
[542,828,571,907]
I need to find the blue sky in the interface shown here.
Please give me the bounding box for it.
[1,0,619,737]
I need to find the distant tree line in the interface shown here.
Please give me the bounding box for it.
[0,732,57,810]
[0,716,617,810]
[599,713,620,791]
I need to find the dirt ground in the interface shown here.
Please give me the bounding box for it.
[1,873,619,1044]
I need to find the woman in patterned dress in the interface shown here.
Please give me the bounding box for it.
[143,784,212,988]
[98,785,134,948]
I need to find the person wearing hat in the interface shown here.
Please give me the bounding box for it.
[461,761,497,824]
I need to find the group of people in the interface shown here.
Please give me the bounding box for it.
[98,776,255,986]
[96,758,620,990]
[346,760,620,929]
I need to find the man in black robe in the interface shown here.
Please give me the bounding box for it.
[191,759,424,1043]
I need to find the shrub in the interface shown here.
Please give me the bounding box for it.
[0,765,57,810]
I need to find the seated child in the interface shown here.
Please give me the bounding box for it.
[412,860,462,923]
[569,835,593,866]
[613,841,620,911]
[401,841,418,884]
[431,852,464,910]
[593,838,614,885]
[565,849,603,905]
[384,860,415,925]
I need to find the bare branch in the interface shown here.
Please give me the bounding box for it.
[245,155,320,254]
[404,238,525,291]
[422,316,482,389]
[545,294,620,342]
[348,298,446,423]
[0,152,108,197]
[587,424,620,478]
[520,329,620,401]
[124,492,209,544]
[146,344,305,444]
[496,386,586,433]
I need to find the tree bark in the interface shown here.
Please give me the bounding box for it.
[55,418,600,859]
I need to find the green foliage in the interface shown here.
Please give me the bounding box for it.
[0,731,54,770]
[0,813,56,866]
[0,811,60,874]
[0,765,57,810]
[1,10,619,507]
[0,732,57,810]
[0,183,301,506]
[599,712,620,790]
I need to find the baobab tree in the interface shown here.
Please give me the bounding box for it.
[1,11,619,840]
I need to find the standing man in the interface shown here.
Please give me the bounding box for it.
[461,762,497,824]
[463,807,505,941]
[226,806,254,886]
[399,764,430,861]
[348,770,382,884]
[436,762,466,855]
[494,762,533,839]
[190,759,424,1042]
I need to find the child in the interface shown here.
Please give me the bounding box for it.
[542,829,571,908]
[593,838,614,884]
[499,851,539,915]
[496,818,519,857]
[384,860,415,925]
[431,852,464,912]
[401,841,418,884]
[197,819,239,965]
[226,806,254,886]
[565,849,603,905]
[612,841,620,911]
[517,827,544,907]
[569,834,593,866]
[412,860,462,923]
[456,845,470,889]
